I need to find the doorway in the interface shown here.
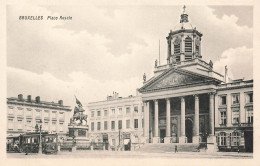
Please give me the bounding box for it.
[103,134,109,150]
[160,129,166,143]
[244,131,253,152]
[185,119,193,143]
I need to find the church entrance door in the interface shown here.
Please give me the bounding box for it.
[185,119,193,143]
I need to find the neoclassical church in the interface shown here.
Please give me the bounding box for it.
[138,7,253,152]
[88,7,253,152]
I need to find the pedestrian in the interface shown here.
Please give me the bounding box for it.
[175,145,178,153]
[25,144,28,155]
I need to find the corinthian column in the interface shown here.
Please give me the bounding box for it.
[209,93,215,136]
[179,97,187,143]
[143,101,150,143]
[164,98,171,143]
[207,93,217,152]
[152,100,159,143]
[193,94,200,143]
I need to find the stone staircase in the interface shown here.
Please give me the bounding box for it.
[136,143,200,153]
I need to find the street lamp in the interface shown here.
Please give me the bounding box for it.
[36,119,43,154]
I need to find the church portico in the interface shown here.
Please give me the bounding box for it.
[142,92,214,144]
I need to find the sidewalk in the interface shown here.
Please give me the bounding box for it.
[6,150,253,159]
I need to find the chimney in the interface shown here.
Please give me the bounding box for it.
[27,95,31,102]
[18,94,23,101]
[36,96,40,103]
[58,100,63,106]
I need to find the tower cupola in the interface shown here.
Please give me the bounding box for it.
[166,6,203,65]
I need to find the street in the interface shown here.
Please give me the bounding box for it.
[7,150,253,159]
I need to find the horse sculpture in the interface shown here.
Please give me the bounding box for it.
[70,97,88,125]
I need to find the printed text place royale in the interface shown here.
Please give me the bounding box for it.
[47,16,72,20]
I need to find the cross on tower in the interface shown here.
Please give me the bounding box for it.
[183,5,186,14]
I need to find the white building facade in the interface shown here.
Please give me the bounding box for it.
[87,94,144,151]
[7,94,72,138]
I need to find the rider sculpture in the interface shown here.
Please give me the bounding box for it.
[70,96,88,125]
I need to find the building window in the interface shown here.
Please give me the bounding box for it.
[97,122,101,131]
[232,94,240,104]
[176,55,180,62]
[220,111,227,125]
[52,111,56,118]
[44,121,49,130]
[118,108,122,115]
[142,106,144,112]
[246,93,253,103]
[231,132,240,146]
[59,112,64,117]
[185,37,192,53]
[104,121,108,130]
[219,96,227,105]
[218,132,226,146]
[173,39,181,54]
[126,120,130,129]
[8,119,14,130]
[196,44,199,54]
[26,120,32,131]
[232,110,239,124]
[247,109,253,123]
[118,120,122,129]
[104,110,108,116]
[26,120,31,125]
[91,122,94,131]
[134,119,138,129]
[59,123,63,131]
[126,107,130,114]
[134,106,138,113]
[91,111,95,117]
[8,107,14,115]
[142,119,144,128]
[97,111,101,116]
[111,109,115,115]
[35,110,41,117]
[51,122,56,132]
[111,121,115,130]
[26,109,32,116]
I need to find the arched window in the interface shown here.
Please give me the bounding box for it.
[218,132,226,146]
[185,37,192,53]
[173,38,181,54]
[231,132,240,146]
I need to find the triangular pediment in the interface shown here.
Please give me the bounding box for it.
[139,68,218,92]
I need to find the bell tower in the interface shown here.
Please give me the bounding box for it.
[166,6,203,65]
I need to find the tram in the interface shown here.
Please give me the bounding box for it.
[6,132,58,154]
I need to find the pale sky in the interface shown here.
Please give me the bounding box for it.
[7,5,253,108]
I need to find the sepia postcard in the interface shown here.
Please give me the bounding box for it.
[0,0,259,166]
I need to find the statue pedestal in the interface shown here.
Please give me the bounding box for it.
[67,124,90,142]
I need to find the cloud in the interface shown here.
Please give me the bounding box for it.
[7,67,143,107]
[214,46,253,80]
[7,5,253,104]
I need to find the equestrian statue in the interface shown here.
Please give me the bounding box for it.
[70,96,88,125]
